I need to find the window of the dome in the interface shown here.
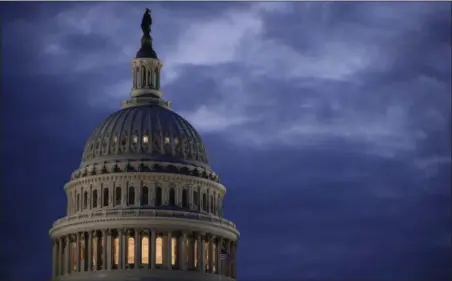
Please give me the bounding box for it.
[174,137,179,145]
[132,135,138,144]
[113,136,118,144]
[143,135,149,144]
[164,136,170,144]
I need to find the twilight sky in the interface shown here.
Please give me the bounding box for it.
[1,2,451,281]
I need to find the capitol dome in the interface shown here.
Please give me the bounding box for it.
[49,9,238,281]
[81,104,209,168]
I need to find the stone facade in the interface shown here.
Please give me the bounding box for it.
[49,10,239,281]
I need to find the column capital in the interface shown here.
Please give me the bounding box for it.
[93,230,98,237]
[80,232,86,239]
[142,228,150,234]
[64,236,70,243]
[107,228,113,236]
[119,228,127,235]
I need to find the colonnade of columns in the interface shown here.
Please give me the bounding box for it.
[52,229,236,279]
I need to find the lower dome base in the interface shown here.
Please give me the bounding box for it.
[54,270,236,281]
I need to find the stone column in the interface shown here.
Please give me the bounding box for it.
[198,189,202,211]
[75,232,80,272]
[226,240,232,277]
[58,237,63,275]
[52,239,57,278]
[106,230,113,270]
[178,232,187,270]
[135,229,141,269]
[87,231,93,271]
[232,241,237,278]
[102,229,108,270]
[166,231,172,270]
[197,233,204,272]
[216,237,223,275]
[80,233,86,272]
[95,231,102,270]
[208,235,214,273]
[124,229,130,269]
[118,229,125,269]
[150,230,156,269]
[64,236,70,275]
[187,234,194,269]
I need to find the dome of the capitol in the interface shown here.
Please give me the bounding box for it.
[49,8,238,281]
[81,104,209,169]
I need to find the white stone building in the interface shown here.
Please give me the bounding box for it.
[49,9,239,281]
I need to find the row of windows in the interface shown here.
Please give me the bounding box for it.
[55,234,235,278]
[68,186,223,216]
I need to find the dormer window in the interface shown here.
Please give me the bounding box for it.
[143,135,149,144]
[132,135,138,144]
[164,137,170,144]
[174,137,179,145]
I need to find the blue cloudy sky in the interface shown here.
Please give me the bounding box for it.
[1,2,451,280]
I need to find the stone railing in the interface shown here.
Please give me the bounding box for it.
[52,209,236,229]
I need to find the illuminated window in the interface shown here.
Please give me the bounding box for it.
[169,188,175,206]
[128,186,135,205]
[143,135,149,144]
[113,237,119,265]
[194,239,198,267]
[212,243,217,273]
[171,237,177,266]
[141,235,149,264]
[127,237,135,264]
[115,187,121,205]
[113,136,118,144]
[156,236,163,264]
[141,186,149,205]
[155,187,162,206]
[164,137,170,144]
[204,240,209,271]
[103,188,109,207]
[92,190,98,208]
[174,137,179,145]
[71,241,77,271]
[132,135,138,144]
[80,238,86,265]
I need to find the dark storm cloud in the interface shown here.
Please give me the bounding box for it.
[1,2,450,281]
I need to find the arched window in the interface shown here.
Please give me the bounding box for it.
[113,236,119,266]
[210,195,214,213]
[127,236,135,265]
[193,191,198,207]
[156,236,163,265]
[83,191,88,209]
[76,193,80,212]
[155,187,162,206]
[115,187,121,206]
[141,235,149,264]
[202,193,207,211]
[92,190,98,208]
[103,188,109,207]
[182,189,188,208]
[217,195,221,216]
[141,186,149,205]
[169,188,175,206]
[128,186,135,206]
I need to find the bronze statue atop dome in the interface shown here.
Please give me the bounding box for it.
[141,8,152,36]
